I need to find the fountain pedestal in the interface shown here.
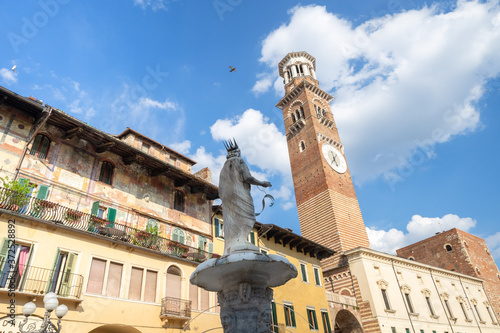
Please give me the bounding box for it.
[190,250,297,333]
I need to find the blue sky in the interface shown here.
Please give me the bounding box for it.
[1,0,500,266]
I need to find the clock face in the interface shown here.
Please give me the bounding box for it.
[322,144,347,173]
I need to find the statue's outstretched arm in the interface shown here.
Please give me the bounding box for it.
[240,160,272,188]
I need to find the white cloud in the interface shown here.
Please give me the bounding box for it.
[485,232,500,260]
[256,2,500,185]
[367,214,477,254]
[137,97,176,110]
[190,146,227,185]
[0,68,17,84]
[169,140,191,154]
[252,73,273,95]
[133,0,167,11]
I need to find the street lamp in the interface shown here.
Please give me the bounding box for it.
[20,292,68,333]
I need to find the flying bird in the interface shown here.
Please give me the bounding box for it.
[229,66,236,72]
[11,65,16,73]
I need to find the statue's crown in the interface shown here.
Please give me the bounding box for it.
[223,138,239,154]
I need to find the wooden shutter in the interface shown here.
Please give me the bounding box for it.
[0,238,9,271]
[312,309,318,329]
[46,249,61,293]
[250,232,255,245]
[189,282,198,310]
[60,252,76,297]
[30,135,42,156]
[39,137,50,159]
[271,302,279,333]
[300,264,307,282]
[214,218,220,237]
[200,288,209,311]
[91,201,100,216]
[208,242,214,254]
[166,267,182,299]
[87,258,106,294]
[144,270,157,303]
[36,185,49,200]
[105,262,123,297]
[314,268,320,285]
[107,207,117,227]
[128,267,143,301]
[290,305,296,327]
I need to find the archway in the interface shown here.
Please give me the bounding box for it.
[335,309,363,333]
[89,324,142,333]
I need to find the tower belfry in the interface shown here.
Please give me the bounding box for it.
[276,51,370,271]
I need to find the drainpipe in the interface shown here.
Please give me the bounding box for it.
[429,268,455,333]
[13,105,53,180]
[458,276,483,333]
[391,259,416,333]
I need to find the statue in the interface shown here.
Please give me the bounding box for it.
[219,139,271,255]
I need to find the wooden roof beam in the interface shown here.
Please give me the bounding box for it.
[65,127,83,140]
[96,142,115,154]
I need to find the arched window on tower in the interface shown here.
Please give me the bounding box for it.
[30,134,50,159]
[99,161,114,185]
[296,64,304,75]
[299,106,304,119]
[291,113,296,123]
[299,141,306,152]
[445,244,452,252]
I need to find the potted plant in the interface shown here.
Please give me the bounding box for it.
[65,209,83,223]
[0,176,36,211]
[32,199,57,217]
[169,240,189,258]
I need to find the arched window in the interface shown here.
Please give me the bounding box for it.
[476,267,481,275]
[299,106,304,118]
[98,161,114,185]
[299,141,306,152]
[291,113,296,123]
[146,219,158,234]
[445,244,452,252]
[172,227,185,244]
[166,266,182,299]
[198,236,207,251]
[174,190,184,212]
[30,134,50,159]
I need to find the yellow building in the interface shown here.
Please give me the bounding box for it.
[0,85,338,332]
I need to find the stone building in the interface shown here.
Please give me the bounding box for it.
[276,51,500,333]
[397,229,500,319]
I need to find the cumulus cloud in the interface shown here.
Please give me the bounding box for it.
[367,214,477,254]
[132,0,167,11]
[252,73,274,95]
[169,140,191,155]
[485,232,500,260]
[256,2,500,186]
[0,68,17,84]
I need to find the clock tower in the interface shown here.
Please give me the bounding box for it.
[276,52,370,271]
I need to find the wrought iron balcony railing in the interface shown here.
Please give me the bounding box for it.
[0,260,83,299]
[0,187,220,263]
[161,296,191,318]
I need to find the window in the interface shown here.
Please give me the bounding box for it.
[299,140,306,152]
[307,307,318,330]
[445,244,452,252]
[485,304,497,324]
[321,310,332,333]
[198,236,207,251]
[476,267,481,275]
[444,299,454,319]
[172,227,185,244]
[174,190,184,212]
[391,328,397,333]
[300,263,308,283]
[189,282,199,310]
[87,258,123,298]
[283,303,296,328]
[404,293,415,313]
[215,218,224,238]
[48,250,77,297]
[91,201,117,227]
[425,296,436,316]
[98,161,114,185]
[165,266,182,300]
[128,267,157,302]
[405,329,410,333]
[313,267,321,286]
[381,289,391,310]
[271,302,279,333]
[260,249,268,255]
[0,239,33,290]
[459,298,471,321]
[420,330,424,333]
[248,232,256,245]
[141,143,150,153]
[29,134,50,159]
[473,304,483,322]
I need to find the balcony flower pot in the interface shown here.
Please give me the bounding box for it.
[65,209,83,223]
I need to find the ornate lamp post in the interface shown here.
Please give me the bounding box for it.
[20,292,68,333]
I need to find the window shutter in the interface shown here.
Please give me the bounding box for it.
[107,208,117,227]
[144,270,157,303]
[214,218,220,237]
[30,135,42,156]
[312,310,318,329]
[290,305,296,326]
[91,201,100,216]
[87,258,106,294]
[271,302,279,333]
[190,282,199,310]
[36,185,49,200]
[46,249,61,293]
[128,267,143,301]
[250,232,255,245]
[105,262,123,298]
[200,288,209,311]
[60,252,76,297]
[39,137,50,159]
[300,264,307,282]
[208,242,214,254]
[0,238,9,271]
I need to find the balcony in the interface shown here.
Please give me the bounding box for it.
[0,260,83,299]
[161,297,191,321]
[326,291,358,307]
[0,187,221,263]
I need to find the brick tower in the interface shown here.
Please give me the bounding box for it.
[276,51,370,271]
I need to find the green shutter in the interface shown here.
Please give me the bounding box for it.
[18,178,28,186]
[271,302,279,333]
[214,218,220,237]
[301,264,307,282]
[290,305,296,327]
[30,135,42,156]
[314,268,320,286]
[39,137,49,159]
[208,242,214,254]
[322,311,332,333]
[91,201,100,216]
[312,310,318,330]
[60,252,76,297]
[46,249,61,293]
[107,208,117,227]
[284,306,290,326]
[36,185,49,200]
[0,238,9,271]
[250,232,255,245]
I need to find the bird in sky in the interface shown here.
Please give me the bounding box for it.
[229,66,236,72]
[11,65,16,72]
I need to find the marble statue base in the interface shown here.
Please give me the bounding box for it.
[190,250,297,333]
